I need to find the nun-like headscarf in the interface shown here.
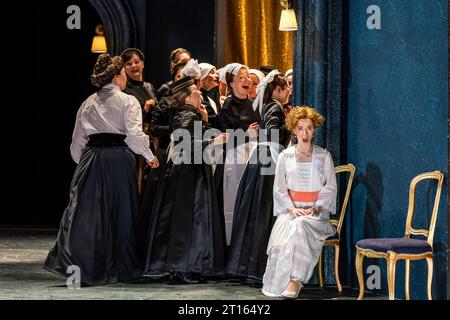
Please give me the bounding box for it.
[199,63,216,80]
[182,59,202,80]
[224,63,248,85]
[217,67,226,84]
[252,69,281,114]
[248,69,265,82]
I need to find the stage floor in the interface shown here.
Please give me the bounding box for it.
[0,227,384,300]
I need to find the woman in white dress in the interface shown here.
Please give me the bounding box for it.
[262,106,337,298]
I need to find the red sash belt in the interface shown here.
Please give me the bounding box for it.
[288,190,319,202]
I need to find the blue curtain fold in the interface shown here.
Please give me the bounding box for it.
[292,0,346,287]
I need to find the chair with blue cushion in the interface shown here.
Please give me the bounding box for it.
[355,171,444,300]
[318,163,356,292]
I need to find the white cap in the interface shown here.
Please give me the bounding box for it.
[217,67,226,84]
[218,63,247,84]
[248,69,265,82]
[182,59,201,80]
[285,68,293,78]
[252,69,281,114]
[227,63,247,76]
[198,63,215,80]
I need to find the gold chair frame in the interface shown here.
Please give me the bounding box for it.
[355,171,444,300]
[318,163,356,292]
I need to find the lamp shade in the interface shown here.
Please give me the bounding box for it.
[91,25,107,53]
[279,9,298,31]
[91,36,107,53]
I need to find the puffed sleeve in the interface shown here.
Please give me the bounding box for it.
[273,152,295,216]
[70,107,88,164]
[315,151,337,214]
[123,95,155,162]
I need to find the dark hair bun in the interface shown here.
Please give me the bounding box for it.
[120,48,145,62]
[90,53,124,87]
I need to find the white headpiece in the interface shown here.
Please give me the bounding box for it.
[252,69,281,114]
[198,63,215,80]
[182,59,201,80]
[228,63,247,76]
[217,67,226,83]
[218,63,247,84]
[285,68,293,78]
[248,69,265,82]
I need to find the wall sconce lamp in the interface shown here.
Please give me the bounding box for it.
[279,0,298,31]
[91,25,107,53]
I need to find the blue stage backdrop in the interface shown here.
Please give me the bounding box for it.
[346,0,448,299]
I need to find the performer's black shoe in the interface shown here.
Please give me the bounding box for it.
[169,272,201,284]
[240,276,263,288]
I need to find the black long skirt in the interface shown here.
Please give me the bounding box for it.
[225,144,278,284]
[136,147,168,267]
[143,160,225,276]
[44,140,141,285]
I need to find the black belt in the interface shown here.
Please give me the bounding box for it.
[87,133,127,147]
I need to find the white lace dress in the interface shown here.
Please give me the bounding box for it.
[262,145,337,296]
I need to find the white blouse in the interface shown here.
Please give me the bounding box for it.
[273,145,337,216]
[70,83,154,164]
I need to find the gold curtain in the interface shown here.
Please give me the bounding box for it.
[225,0,294,73]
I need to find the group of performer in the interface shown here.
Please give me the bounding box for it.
[44,47,338,299]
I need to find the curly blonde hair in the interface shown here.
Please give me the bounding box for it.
[286,106,325,131]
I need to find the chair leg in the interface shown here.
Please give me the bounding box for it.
[405,259,410,300]
[334,244,342,292]
[426,256,433,300]
[355,248,365,300]
[318,249,324,288]
[386,253,397,300]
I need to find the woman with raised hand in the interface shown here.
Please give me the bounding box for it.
[144,76,228,283]
[216,63,260,249]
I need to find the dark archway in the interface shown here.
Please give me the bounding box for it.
[88,0,141,54]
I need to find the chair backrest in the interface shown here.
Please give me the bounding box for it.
[334,164,356,235]
[404,171,444,246]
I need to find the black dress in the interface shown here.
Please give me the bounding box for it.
[217,95,260,133]
[225,99,291,285]
[156,81,172,101]
[123,78,157,126]
[201,88,221,129]
[136,95,174,265]
[123,78,159,262]
[143,104,225,278]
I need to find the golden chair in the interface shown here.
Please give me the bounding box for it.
[355,171,444,300]
[318,163,356,292]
